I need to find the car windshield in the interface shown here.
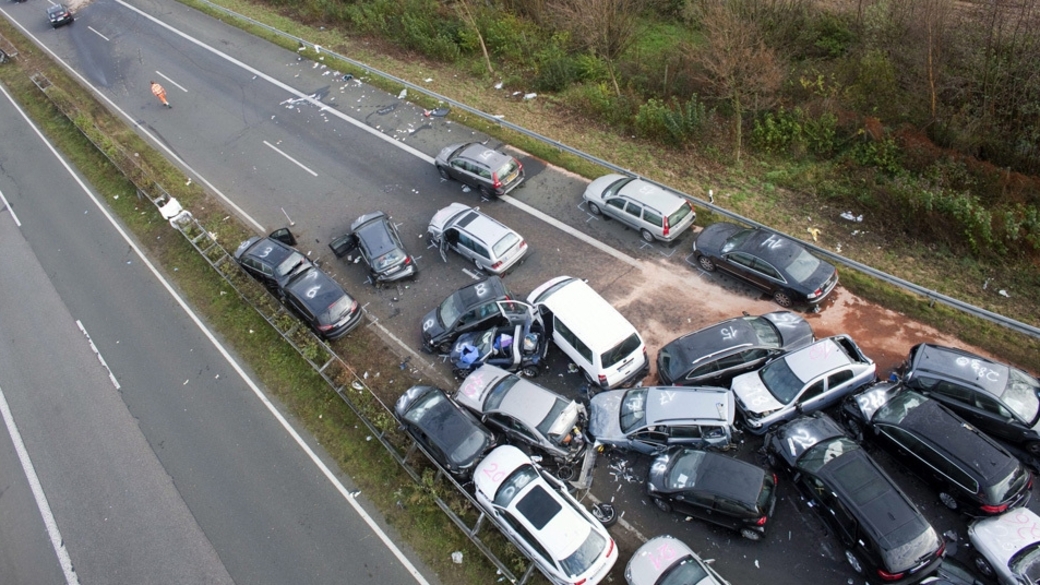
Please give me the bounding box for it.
[666,450,706,489]
[601,333,642,370]
[437,292,463,327]
[784,248,823,283]
[1002,368,1040,424]
[874,391,927,424]
[492,233,520,258]
[276,251,307,276]
[721,228,755,253]
[659,556,708,585]
[1009,542,1040,582]
[485,375,520,411]
[560,530,605,578]
[796,437,858,473]
[493,464,539,507]
[748,316,782,346]
[620,389,648,433]
[759,359,804,404]
[668,203,693,227]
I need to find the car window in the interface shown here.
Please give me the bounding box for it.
[784,248,823,284]
[624,201,642,219]
[555,318,577,347]
[802,380,825,401]
[715,352,747,371]
[665,450,707,489]
[1003,369,1040,423]
[632,430,668,444]
[643,209,663,228]
[668,203,693,228]
[275,251,306,276]
[721,228,755,253]
[974,393,1013,418]
[606,198,626,211]
[601,333,642,369]
[669,426,702,439]
[495,159,519,179]
[827,369,855,389]
[470,241,491,259]
[715,497,751,516]
[752,258,783,280]
[561,530,606,578]
[620,389,648,433]
[932,380,975,403]
[451,159,468,171]
[688,361,717,379]
[727,252,756,269]
[555,318,593,362]
[492,233,520,258]
[492,464,538,507]
[760,359,804,405]
[741,348,772,363]
[657,556,708,585]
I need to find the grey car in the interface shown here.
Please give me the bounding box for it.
[731,334,876,434]
[583,174,697,243]
[455,364,587,467]
[435,142,525,198]
[625,535,731,585]
[47,3,74,27]
[427,203,528,275]
[968,507,1040,584]
[588,386,736,454]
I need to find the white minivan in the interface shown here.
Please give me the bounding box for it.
[527,276,648,389]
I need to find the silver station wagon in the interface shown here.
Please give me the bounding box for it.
[583,174,697,243]
[428,203,528,275]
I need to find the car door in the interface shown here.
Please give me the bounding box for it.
[670,490,717,526]
[718,251,767,288]
[603,196,627,223]
[924,381,1009,439]
[628,429,669,454]
[622,200,645,231]
[486,413,542,453]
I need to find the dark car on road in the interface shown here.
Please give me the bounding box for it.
[765,413,945,584]
[234,229,312,292]
[47,3,74,27]
[281,267,363,341]
[841,381,1032,516]
[435,142,525,199]
[394,385,496,480]
[900,343,1040,455]
[646,446,778,541]
[329,212,416,284]
[692,222,839,308]
[657,311,815,388]
[420,276,512,353]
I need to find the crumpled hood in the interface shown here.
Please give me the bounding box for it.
[731,372,783,415]
[588,391,625,444]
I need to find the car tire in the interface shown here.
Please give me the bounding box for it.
[437,341,452,354]
[587,202,601,215]
[452,368,469,380]
[437,166,450,179]
[479,186,494,199]
[772,289,794,308]
[938,492,958,510]
[697,255,716,272]
[521,365,540,378]
[555,464,576,482]
[974,556,996,579]
[652,497,672,513]
[844,417,865,442]
[740,528,762,541]
[591,503,618,527]
[640,229,655,243]
[845,550,864,575]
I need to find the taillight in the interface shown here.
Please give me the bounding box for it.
[807,287,823,299]
[492,174,502,189]
[598,374,607,386]
[877,569,905,581]
[754,516,767,526]
[519,240,527,249]
[663,216,670,237]
[573,580,586,585]
[606,539,615,557]
[981,502,1008,514]
[491,260,503,270]
[403,256,412,265]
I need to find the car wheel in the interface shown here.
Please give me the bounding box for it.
[772,290,794,308]
[740,528,762,541]
[652,497,672,513]
[697,255,716,272]
[591,503,618,527]
[437,341,452,354]
[452,368,468,380]
[845,550,864,575]
[1027,441,1040,455]
[587,202,601,215]
[479,185,494,199]
[974,556,996,578]
[437,166,450,179]
[521,365,540,378]
[844,417,865,442]
[640,229,655,243]
[555,464,576,482]
[938,492,958,510]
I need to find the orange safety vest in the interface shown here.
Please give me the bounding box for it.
[151,83,167,99]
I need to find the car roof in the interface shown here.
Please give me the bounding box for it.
[672,449,766,506]
[454,276,509,310]
[400,387,489,465]
[284,268,349,311]
[627,535,701,585]
[451,208,512,242]
[353,214,399,257]
[494,378,562,424]
[783,337,854,381]
[912,344,1010,397]
[459,143,513,167]
[663,317,762,365]
[644,387,733,425]
[616,178,687,211]
[737,229,812,267]
[772,414,847,465]
[532,278,639,352]
[242,236,297,266]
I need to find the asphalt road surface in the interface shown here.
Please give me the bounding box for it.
[2,1,1037,584]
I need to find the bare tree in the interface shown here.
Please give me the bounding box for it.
[548,0,639,96]
[455,0,495,76]
[689,0,785,161]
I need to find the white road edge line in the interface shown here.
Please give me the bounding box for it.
[0,186,22,227]
[155,70,188,93]
[263,140,318,177]
[76,320,121,390]
[0,383,81,585]
[87,26,109,41]
[0,81,432,585]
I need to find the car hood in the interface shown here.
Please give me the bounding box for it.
[583,174,625,201]
[588,390,626,444]
[694,222,743,254]
[970,509,1040,569]
[421,307,446,344]
[731,372,783,415]
[763,311,816,349]
[428,203,471,236]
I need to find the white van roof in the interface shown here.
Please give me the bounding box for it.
[530,277,641,352]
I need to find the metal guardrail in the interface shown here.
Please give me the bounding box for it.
[196,0,1040,341]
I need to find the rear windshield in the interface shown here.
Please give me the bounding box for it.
[784,249,823,283]
[668,203,693,227]
[492,233,520,258]
[561,530,605,578]
[748,317,781,346]
[320,295,354,325]
[620,389,648,433]
[659,557,707,585]
[796,437,858,473]
[276,251,307,277]
[601,333,642,369]
[495,159,519,179]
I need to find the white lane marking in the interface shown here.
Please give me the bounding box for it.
[461,268,482,280]
[0,11,265,233]
[155,71,188,93]
[76,320,121,390]
[87,26,110,41]
[0,80,432,585]
[0,383,81,585]
[263,140,318,177]
[0,187,22,227]
[502,194,641,268]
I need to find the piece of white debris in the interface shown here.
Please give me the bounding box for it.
[494,81,503,89]
[523,92,537,100]
[840,211,864,222]
[807,227,821,241]
[755,559,760,568]
[451,551,463,564]
[424,78,433,82]
[398,89,407,100]
[999,289,1010,297]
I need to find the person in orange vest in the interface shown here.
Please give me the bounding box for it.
[150,81,171,108]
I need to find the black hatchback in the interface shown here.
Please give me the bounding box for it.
[394,385,496,480]
[657,311,815,388]
[329,212,416,284]
[692,222,839,308]
[420,276,511,353]
[646,446,778,541]
[841,381,1033,516]
[47,3,74,27]
[282,268,362,341]
[765,413,945,584]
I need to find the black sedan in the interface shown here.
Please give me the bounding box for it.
[420,276,512,354]
[765,413,945,584]
[646,446,777,541]
[282,267,363,341]
[840,381,1032,516]
[657,311,815,388]
[329,212,417,284]
[233,229,312,292]
[393,385,496,480]
[692,222,839,308]
[47,3,74,27]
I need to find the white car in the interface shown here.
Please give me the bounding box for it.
[473,445,617,585]
[969,507,1040,584]
[625,535,730,585]
[427,203,528,275]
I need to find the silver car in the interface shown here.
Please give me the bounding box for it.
[625,535,731,585]
[455,364,587,466]
[428,203,528,274]
[583,174,697,243]
[731,335,875,434]
[969,507,1040,584]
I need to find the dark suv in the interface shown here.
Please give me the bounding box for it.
[646,446,777,541]
[765,413,945,584]
[841,381,1032,516]
[434,142,525,199]
[900,343,1040,454]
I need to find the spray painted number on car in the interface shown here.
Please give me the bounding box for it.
[648,541,680,572]
[306,286,321,299]
[786,428,816,456]
[423,319,434,332]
